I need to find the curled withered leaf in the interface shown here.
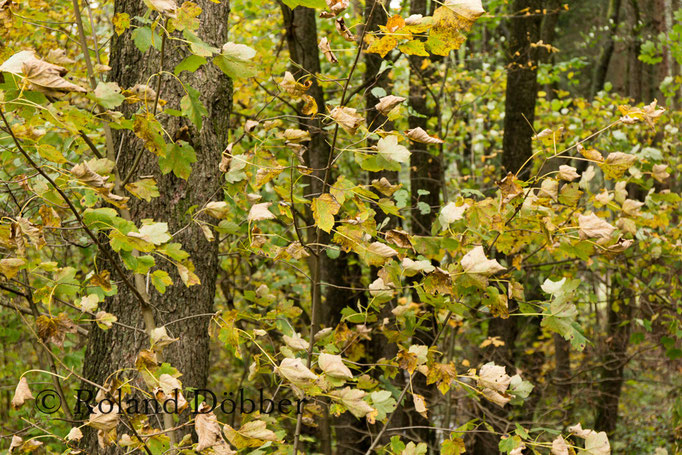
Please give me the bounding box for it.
[71,162,109,188]
[36,313,77,347]
[444,0,486,20]
[330,106,364,135]
[143,0,177,18]
[652,164,670,183]
[301,94,318,116]
[461,246,505,276]
[124,84,157,103]
[478,362,511,393]
[335,18,355,42]
[46,49,75,65]
[369,277,394,299]
[375,95,406,115]
[283,128,311,143]
[405,13,423,25]
[558,165,580,182]
[619,99,665,129]
[551,435,569,455]
[622,199,644,217]
[402,258,435,275]
[9,435,23,454]
[244,119,259,132]
[406,126,444,144]
[150,326,179,349]
[248,202,275,222]
[367,241,399,258]
[0,50,87,95]
[279,71,311,96]
[326,0,349,16]
[88,403,120,430]
[11,377,34,410]
[577,213,615,240]
[196,402,236,452]
[318,37,338,63]
[413,393,428,418]
[66,427,84,442]
[277,358,318,387]
[283,333,309,351]
[385,229,412,249]
[577,143,604,162]
[606,237,634,253]
[371,176,401,196]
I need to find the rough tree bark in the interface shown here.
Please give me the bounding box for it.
[501,0,543,179]
[592,0,622,96]
[80,0,231,450]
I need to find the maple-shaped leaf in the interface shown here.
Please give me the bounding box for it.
[312,193,341,233]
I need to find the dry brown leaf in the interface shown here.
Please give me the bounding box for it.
[335,18,355,41]
[248,202,275,222]
[326,0,349,16]
[144,0,177,17]
[375,95,406,115]
[279,71,311,96]
[0,50,87,95]
[11,377,34,410]
[71,162,109,188]
[318,37,338,63]
[318,353,353,379]
[330,106,364,135]
[88,403,119,430]
[558,165,580,182]
[578,213,615,239]
[406,126,444,144]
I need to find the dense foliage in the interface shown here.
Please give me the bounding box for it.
[1,0,680,454]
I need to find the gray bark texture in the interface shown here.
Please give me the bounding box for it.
[80,0,231,451]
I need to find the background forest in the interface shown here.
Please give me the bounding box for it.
[0,0,681,454]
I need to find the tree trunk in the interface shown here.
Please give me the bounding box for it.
[501,0,543,179]
[279,5,354,453]
[592,0,622,96]
[473,1,543,453]
[406,0,441,451]
[594,276,633,436]
[80,0,231,451]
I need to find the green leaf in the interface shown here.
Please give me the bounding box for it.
[174,55,206,75]
[151,270,173,294]
[94,82,125,109]
[214,42,257,79]
[369,391,397,421]
[183,30,219,57]
[158,141,197,180]
[37,144,66,164]
[180,85,207,130]
[132,26,159,53]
